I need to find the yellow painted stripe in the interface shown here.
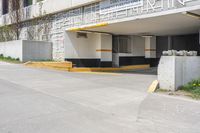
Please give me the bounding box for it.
[68,22,108,31]
[148,80,159,93]
[24,61,73,71]
[96,49,112,52]
[69,64,150,72]
[145,49,156,51]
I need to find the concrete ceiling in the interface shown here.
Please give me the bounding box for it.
[89,9,200,36]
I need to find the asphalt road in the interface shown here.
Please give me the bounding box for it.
[0,62,199,133]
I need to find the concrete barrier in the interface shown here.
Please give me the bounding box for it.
[158,56,200,91]
[0,40,52,62]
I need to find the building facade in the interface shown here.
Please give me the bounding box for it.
[0,0,200,67]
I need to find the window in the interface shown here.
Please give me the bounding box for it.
[24,0,32,7]
[113,36,131,53]
[2,0,8,15]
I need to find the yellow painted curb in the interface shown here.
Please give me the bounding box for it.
[69,64,150,72]
[148,80,159,93]
[24,61,150,74]
[24,61,73,71]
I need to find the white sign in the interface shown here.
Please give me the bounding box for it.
[100,0,143,14]
[100,0,196,15]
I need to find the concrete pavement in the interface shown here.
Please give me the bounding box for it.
[0,62,199,133]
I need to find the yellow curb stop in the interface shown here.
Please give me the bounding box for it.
[148,80,159,93]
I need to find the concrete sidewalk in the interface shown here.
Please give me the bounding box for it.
[0,62,199,133]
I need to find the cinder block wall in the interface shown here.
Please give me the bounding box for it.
[0,40,52,62]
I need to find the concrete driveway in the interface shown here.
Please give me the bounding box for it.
[0,62,200,133]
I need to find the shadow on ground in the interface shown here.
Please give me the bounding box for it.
[114,67,158,75]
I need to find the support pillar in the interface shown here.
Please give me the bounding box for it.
[168,36,172,50]
[199,29,200,45]
[98,34,113,67]
[0,0,2,16]
[145,36,156,58]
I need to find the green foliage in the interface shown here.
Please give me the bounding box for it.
[0,54,20,63]
[181,78,200,99]
[0,26,16,42]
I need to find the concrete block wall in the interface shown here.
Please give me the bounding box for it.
[22,40,52,62]
[0,40,52,62]
[158,56,200,91]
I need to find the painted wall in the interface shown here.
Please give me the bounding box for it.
[100,34,112,62]
[64,31,101,59]
[64,31,112,67]
[0,40,52,62]
[145,36,156,58]
[0,40,23,60]
[64,31,113,60]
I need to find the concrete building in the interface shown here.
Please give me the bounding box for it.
[0,0,199,67]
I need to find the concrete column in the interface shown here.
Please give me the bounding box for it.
[168,36,172,50]
[199,29,200,45]
[0,0,2,16]
[98,34,112,67]
[145,36,156,58]
[100,34,112,61]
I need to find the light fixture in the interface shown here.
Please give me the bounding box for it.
[182,11,200,19]
[141,35,154,38]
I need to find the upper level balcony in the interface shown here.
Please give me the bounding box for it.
[0,0,199,29]
[0,0,99,26]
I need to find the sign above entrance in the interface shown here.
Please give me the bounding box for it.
[100,0,196,15]
[100,0,143,14]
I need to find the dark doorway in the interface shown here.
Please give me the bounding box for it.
[156,33,200,56]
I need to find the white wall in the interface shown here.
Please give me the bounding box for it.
[64,31,101,59]
[0,40,23,60]
[145,36,156,58]
[0,40,52,62]
[64,31,112,62]
[100,34,112,62]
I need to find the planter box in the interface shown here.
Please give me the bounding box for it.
[158,56,200,91]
